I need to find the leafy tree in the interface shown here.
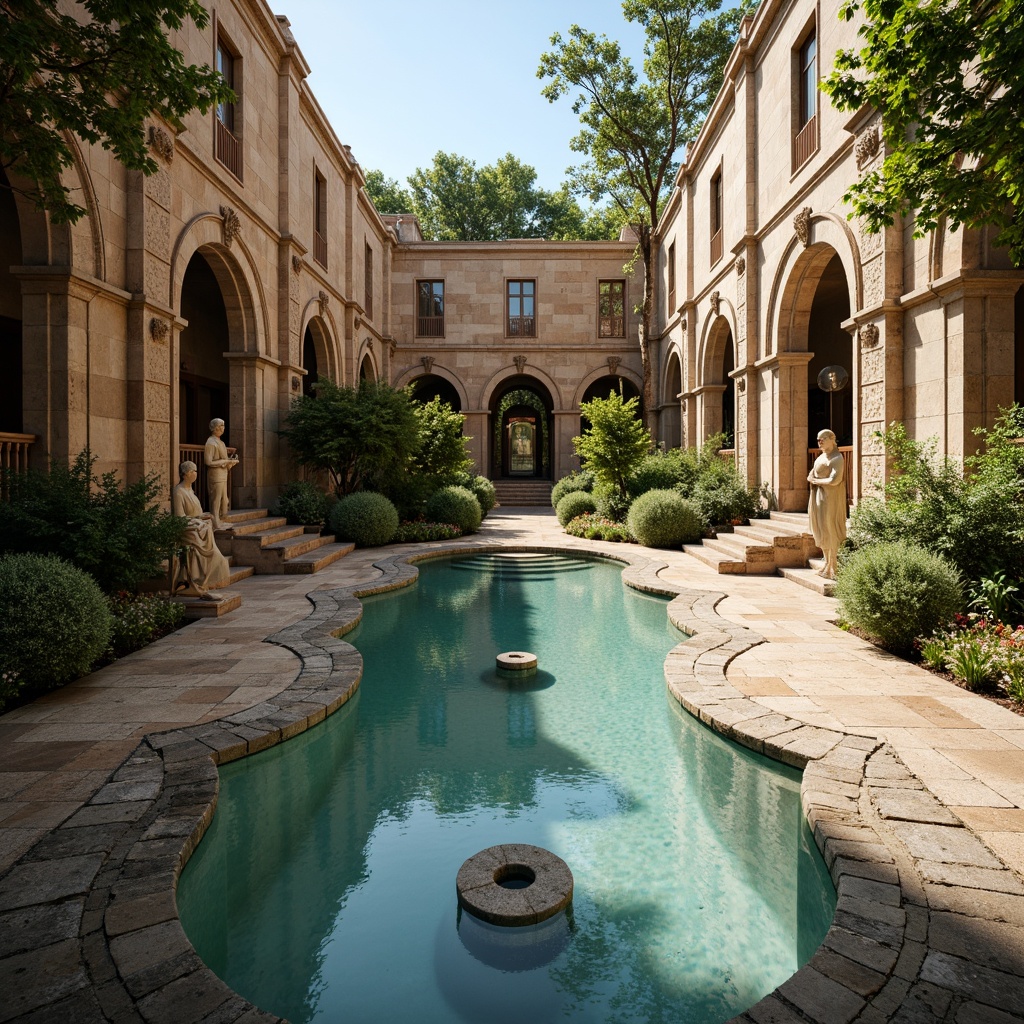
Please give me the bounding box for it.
[413,397,473,480]
[539,0,749,428]
[363,168,413,214]
[280,378,421,497]
[824,0,1024,266]
[0,450,185,593]
[0,0,233,224]
[573,391,652,501]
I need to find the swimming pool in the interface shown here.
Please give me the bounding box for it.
[178,553,834,1023]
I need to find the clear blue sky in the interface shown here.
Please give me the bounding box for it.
[280,0,648,193]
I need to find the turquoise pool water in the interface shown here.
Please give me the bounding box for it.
[178,553,835,1023]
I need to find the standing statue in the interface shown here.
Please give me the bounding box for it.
[807,429,847,579]
[204,417,239,530]
[172,461,230,599]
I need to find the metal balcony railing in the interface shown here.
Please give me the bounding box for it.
[507,316,535,337]
[793,114,817,170]
[417,315,444,338]
[216,118,243,179]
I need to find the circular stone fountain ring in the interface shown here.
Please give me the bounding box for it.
[457,844,573,926]
[496,651,538,672]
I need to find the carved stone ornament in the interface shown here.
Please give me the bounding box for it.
[148,126,174,163]
[365,337,374,352]
[794,206,812,246]
[421,355,434,374]
[318,290,329,317]
[607,356,620,375]
[388,339,396,358]
[710,291,721,316]
[736,376,746,393]
[220,206,241,247]
[149,317,170,342]
[291,254,302,274]
[291,375,301,392]
[736,256,746,276]
[859,323,880,348]
[854,128,880,167]
[513,355,527,373]
[680,317,687,332]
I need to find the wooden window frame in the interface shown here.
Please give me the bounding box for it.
[506,279,536,338]
[314,168,327,268]
[598,280,626,338]
[416,280,445,338]
[364,241,373,321]
[710,168,723,267]
[214,30,242,180]
[668,241,676,313]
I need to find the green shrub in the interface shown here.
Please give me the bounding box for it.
[593,480,632,524]
[329,491,399,546]
[424,485,482,535]
[392,521,462,543]
[564,512,634,543]
[627,451,688,499]
[627,489,705,548]
[690,475,759,526]
[556,490,598,526]
[0,450,185,594]
[106,593,184,659]
[573,391,652,503]
[550,470,595,508]
[274,480,332,527]
[0,553,112,708]
[468,476,497,516]
[836,541,963,652]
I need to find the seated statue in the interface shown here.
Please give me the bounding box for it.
[172,461,230,600]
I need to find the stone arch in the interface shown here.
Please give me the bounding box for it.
[486,374,556,480]
[392,362,469,412]
[479,364,565,413]
[357,341,378,382]
[570,364,644,409]
[696,315,737,446]
[300,314,338,397]
[660,347,683,449]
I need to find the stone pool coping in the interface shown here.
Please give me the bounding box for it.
[1,540,1022,1023]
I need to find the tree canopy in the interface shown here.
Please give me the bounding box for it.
[824,0,1024,266]
[573,390,652,500]
[0,0,233,224]
[363,152,628,241]
[538,0,749,427]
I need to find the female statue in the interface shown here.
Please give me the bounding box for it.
[204,418,239,530]
[806,429,847,579]
[172,461,230,599]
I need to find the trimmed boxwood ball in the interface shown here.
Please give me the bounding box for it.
[627,489,705,548]
[556,490,598,527]
[470,476,497,515]
[550,470,594,508]
[836,541,963,652]
[425,485,482,535]
[0,553,112,701]
[329,491,399,546]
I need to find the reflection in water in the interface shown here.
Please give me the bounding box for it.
[179,555,834,1023]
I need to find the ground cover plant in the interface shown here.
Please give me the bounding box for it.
[564,513,633,543]
[392,521,462,543]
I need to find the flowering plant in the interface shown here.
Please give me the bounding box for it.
[917,613,1024,702]
[565,512,635,543]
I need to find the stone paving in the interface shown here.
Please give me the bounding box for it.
[0,508,1022,1023]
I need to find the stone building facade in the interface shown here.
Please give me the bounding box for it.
[653,0,1024,510]
[1,0,1022,511]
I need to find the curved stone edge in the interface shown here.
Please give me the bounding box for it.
[3,540,1020,1022]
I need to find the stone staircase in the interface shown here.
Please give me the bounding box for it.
[682,510,830,584]
[215,509,354,574]
[492,479,553,507]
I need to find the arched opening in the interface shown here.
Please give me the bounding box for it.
[302,325,319,397]
[662,353,682,449]
[806,253,853,447]
[0,167,23,432]
[1015,285,1024,406]
[359,354,375,382]
[490,378,554,479]
[179,251,231,444]
[410,374,461,411]
[700,320,735,449]
[580,374,641,435]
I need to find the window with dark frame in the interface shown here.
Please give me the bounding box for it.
[710,169,723,266]
[364,242,373,321]
[598,280,625,338]
[794,26,818,168]
[314,169,327,268]
[507,280,536,337]
[668,241,676,312]
[215,35,242,179]
[417,280,444,337]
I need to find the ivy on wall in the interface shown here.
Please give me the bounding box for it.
[493,389,550,477]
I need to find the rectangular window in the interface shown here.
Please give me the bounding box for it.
[793,27,818,169]
[364,242,373,321]
[507,280,535,337]
[314,169,327,268]
[417,280,444,337]
[215,35,242,179]
[668,241,676,312]
[710,169,723,266]
[598,280,625,338]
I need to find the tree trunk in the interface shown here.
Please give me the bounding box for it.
[636,225,656,438]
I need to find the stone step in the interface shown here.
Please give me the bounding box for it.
[492,480,553,507]
[224,515,288,537]
[280,541,355,574]
[701,533,778,573]
[175,592,242,619]
[779,561,836,597]
[222,508,272,524]
[681,542,747,574]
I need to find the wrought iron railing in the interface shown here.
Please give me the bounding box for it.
[793,114,817,169]
[179,443,237,509]
[314,230,328,269]
[507,316,535,337]
[417,315,444,338]
[710,228,723,266]
[216,118,243,179]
